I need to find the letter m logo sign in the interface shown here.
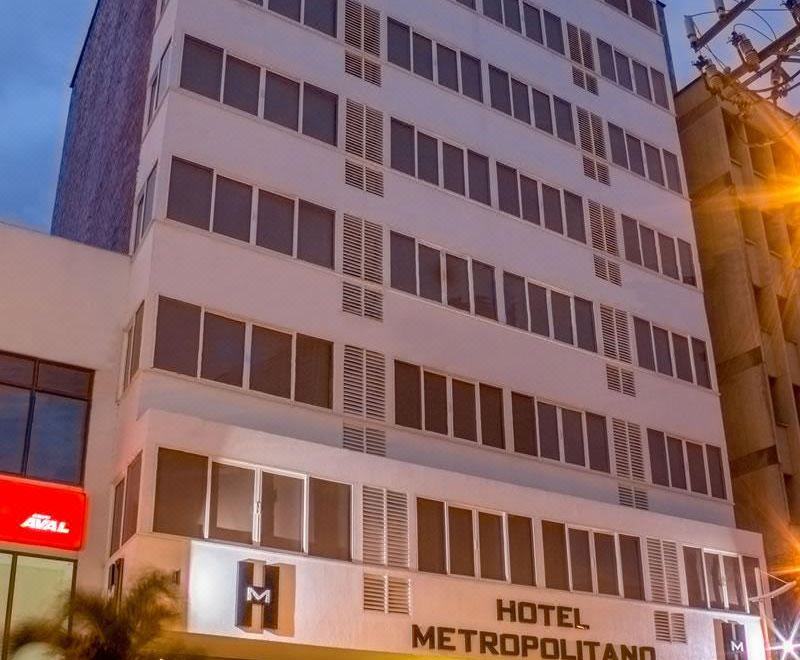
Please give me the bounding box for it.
[237,560,280,633]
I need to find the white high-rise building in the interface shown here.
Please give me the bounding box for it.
[3,0,768,658]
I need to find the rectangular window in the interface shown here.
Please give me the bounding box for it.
[302,84,338,145]
[201,313,245,387]
[412,33,434,80]
[391,232,417,294]
[264,71,300,131]
[648,430,669,486]
[542,185,563,234]
[609,124,628,168]
[417,498,446,573]
[512,393,537,456]
[424,371,448,435]
[615,51,633,90]
[467,151,491,205]
[391,119,415,176]
[672,333,693,382]
[497,163,521,217]
[153,448,208,538]
[418,244,443,302]
[574,298,596,352]
[542,521,569,589]
[452,379,477,442]
[595,533,619,595]
[181,36,222,100]
[692,339,712,388]
[528,283,550,337]
[634,317,654,370]
[512,79,531,123]
[653,326,673,376]
[308,478,351,560]
[260,472,304,551]
[479,512,506,580]
[551,292,574,345]
[684,546,707,607]
[297,201,334,269]
[480,384,505,449]
[472,261,497,320]
[437,44,459,91]
[303,0,337,36]
[213,176,252,242]
[109,479,125,555]
[448,507,475,576]
[270,0,300,21]
[667,436,687,489]
[632,61,651,100]
[388,19,411,69]
[705,552,724,609]
[531,88,553,134]
[504,273,528,330]
[564,191,585,243]
[586,413,610,472]
[294,335,332,408]
[658,234,679,279]
[543,11,565,54]
[446,255,471,311]
[626,134,645,176]
[443,143,466,195]
[597,41,616,81]
[483,0,503,22]
[154,297,201,377]
[619,535,644,600]
[678,239,697,286]
[640,226,659,271]
[569,528,593,592]
[250,326,292,398]
[257,190,294,256]
[167,158,213,229]
[707,445,727,499]
[562,409,585,467]
[664,151,683,193]
[209,462,255,544]
[395,361,422,429]
[489,66,512,115]
[686,442,708,495]
[622,216,641,265]
[538,402,559,460]
[417,132,440,185]
[520,176,540,225]
[724,555,746,612]
[644,143,664,185]
[223,55,260,116]
[553,97,575,144]
[460,53,483,102]
[651,69,670,109]
[120,453,141,545]
[508,515,535,585]
[523,3,543,44]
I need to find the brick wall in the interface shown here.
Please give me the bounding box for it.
[51,0,157,253]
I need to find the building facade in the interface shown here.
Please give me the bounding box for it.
[41,0,771,658]
[677,77,800,633]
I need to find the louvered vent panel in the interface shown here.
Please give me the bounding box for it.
[577,108,593,153]
[344,1,382,84]
[663,541,682,604]
[386,491,409,568]
[365,168,385,196]
[613,419,645,480]
[580,29,595,70]
[591,113,607,159]
[618,485,649,509]
[621,368,636,396]
[363,220,384,283]
[567,24,582,65]
[606,364,622,393]
[654,611,671,642]
[653,611,687,644]
[343,215,365,279]
[344,0,363,50]
[615,310,632,362]
[586,74,599,95]
[600,306,618,360]
[589,201,604,251]
[634,488,649,509]
[364,59,382,85]
[365,107,384,165]
[363,573,387,612]
[343,280,365,316]
[343,346,386,419]
[363,486,387,565]
[346,100,366,159]
[572,67,585,90]
[608,261,622,286]
[628,423,645,479]
[343,424,387,456]
[670,613,687,643]
[365,350,386,420]
[364,288,384,320]
[387,577,411,614]
[343,345,366,417]
[344,52,381,86]
[346,160,366,189]
[363,5,381,57]
[603,206,619,254]
[594,255,607,282]
[597,162,610,185]
[583,156,596,180]
[647,538,668,603]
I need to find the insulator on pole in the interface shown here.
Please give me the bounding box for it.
[731,31,760,71]
[714,0,727,17]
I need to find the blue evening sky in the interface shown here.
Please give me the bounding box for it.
[0,1,793,232]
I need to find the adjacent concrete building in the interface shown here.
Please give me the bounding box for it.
[3,0,776,658]
[677,75,800,632]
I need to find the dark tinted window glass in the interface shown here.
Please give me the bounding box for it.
[417,132,439,185]
[110,479,124,554]
[417,498,446,573]
[569,528,593,591]
[598,41,616,80]
[622,216,641,264]
[201,314,245,387]
[424,371,448,434]
[395,361,422,428]
[448,507,475,576]
[630,0,657,29]
[551,292,574,345]
[250,326,292,398]
[269,0,300,20]
[387,19,411,69]
[520,176,540,224]
[653,326,673,376]
[640,226,659,271]
[542,185,563,234]
[467,151,491,205]
[497,164,520,217]
[479,512,506,580]
[619,535,644,600]
[437,44,459,91]
[153,448,207,538]
[508,515,535,585]
[742,556,760,606]
[609,124,629,168]
[648,429,669,486]
[532,89,552,134]
[632,61,651,100]
[209,462,254,544]
[257,190,294,255]
[297,201,334,268]
[542,521,569,589]
[304,0,337,36]
[0,354,34,387]
[154,297,201,376]
[651,69,669,109]
[391,232,417,294]
[595,533,619,595]
[562,409,585,466]
[446,255,470,311]
[443,143,465,194]
[673,333,693,382]
[586,413,610,472]
[687,441,708,494]
[27,394,87,484]
[418,245,443,302]
[483,0,503,22]
[308,478,351,560]
[634,317,654,370]
[627,134,645,176]
[543,11,564,53]
[181,36,222,100]
[504,273,528,330]
[575,298,596,352]
[213,176,252,242]
[658,234,679,279]
[523,3,543,42]
[529,283,550,337]
[489,66,512,114]
[504,0,522,30]
[472,261,497,320]
[553,97,575,144]
[667,436,687,489]
[678,239,696,286]
[644,144,664,185]
[707,445,727,499]
[412,33,434,80]
[692,339,712,388]
[512,393,536,456]
[36,364,91,398]
[664,151,683,193]
[223,56,260,115]
[261,472,303,552]
[564,191,585,243]
[512,80,531,123]
[538,402,559,460]
[167,158,213,229]
[264,71,300,130]
[302,85,338,145]
[294,335,332,408]
[391,119,415,175]
[705,553,724,609]
[724,555,746,612]
[684,547,707,607]
[460,53,483,102]
[480,384,505,449]
[452,379,477,442]
[615,51,633,90]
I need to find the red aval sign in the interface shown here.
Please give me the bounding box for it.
[0,476,87,551]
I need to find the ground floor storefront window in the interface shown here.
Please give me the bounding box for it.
[0,552,75,659]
